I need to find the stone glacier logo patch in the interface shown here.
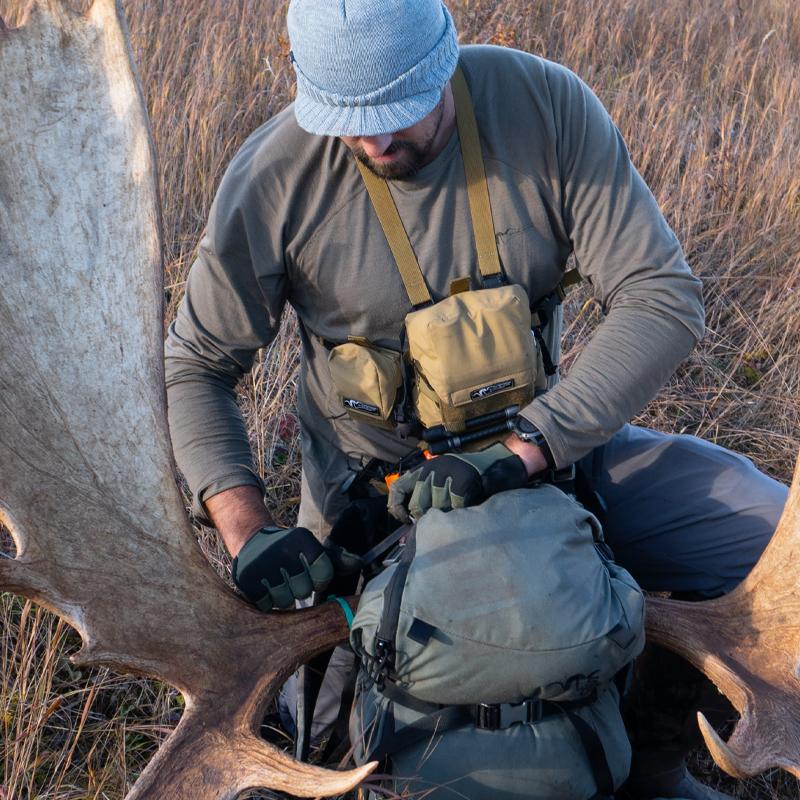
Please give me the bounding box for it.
[470,379,514,400]
[343,397,380,415]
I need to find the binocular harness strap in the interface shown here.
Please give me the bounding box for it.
[356,162,433,307]
[355,62,503,308]
[451,65,503,284]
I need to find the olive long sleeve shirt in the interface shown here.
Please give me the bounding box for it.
[164,45,704,515]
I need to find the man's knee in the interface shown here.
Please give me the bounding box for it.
[590,426,787,596]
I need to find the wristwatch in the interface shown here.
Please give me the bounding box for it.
[511,417,555,469]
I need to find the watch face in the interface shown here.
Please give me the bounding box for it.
[515,417,539,437]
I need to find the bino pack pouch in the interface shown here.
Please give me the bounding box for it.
[407,283,546,432]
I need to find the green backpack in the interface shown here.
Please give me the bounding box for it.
[349,485,645,800]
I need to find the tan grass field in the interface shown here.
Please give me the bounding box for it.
[1,0,799,797]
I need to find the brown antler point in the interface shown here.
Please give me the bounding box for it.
[265,758,378,797]
[697,711,751,779]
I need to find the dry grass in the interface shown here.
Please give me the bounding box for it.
[1,0,799,796]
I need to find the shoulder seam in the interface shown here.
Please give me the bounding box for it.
[294,183,368,265]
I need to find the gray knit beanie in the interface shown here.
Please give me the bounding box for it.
[287,0,459,137]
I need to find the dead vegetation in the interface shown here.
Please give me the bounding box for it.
[0,0,798,797]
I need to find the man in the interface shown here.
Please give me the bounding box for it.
[164,1,787,797]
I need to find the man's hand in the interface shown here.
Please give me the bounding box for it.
[231,526,334,610]
[388,442,528,523]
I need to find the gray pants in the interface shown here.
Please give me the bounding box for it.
[282,424,788,739]
[577,425,786,596]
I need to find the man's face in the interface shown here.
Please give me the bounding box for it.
[339,93,446,180]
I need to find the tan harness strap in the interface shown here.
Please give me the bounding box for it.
[355,61,501,307]
[451,65,502,282]
[356,159,433,307]
[449,276,472,295]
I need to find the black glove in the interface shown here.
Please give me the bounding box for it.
[388,442,529,522]
[231,525,334,610]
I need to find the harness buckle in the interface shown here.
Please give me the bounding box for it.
[481,273,504,290]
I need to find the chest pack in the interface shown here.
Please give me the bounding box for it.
[348,486,646,799]
[328,65,569,441]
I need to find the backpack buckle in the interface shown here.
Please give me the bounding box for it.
[476,700,544,730]
[526,699,544,723]
[476,703,501,730]
[369,637,395,688]
[501,700,544,728]
[541,463,576,495]
[374,637,393,665]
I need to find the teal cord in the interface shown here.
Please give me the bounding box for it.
[328,595,354,628]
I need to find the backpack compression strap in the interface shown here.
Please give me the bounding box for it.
[355,63,503,308]
[366,679,614,799]
[369,528,417,684]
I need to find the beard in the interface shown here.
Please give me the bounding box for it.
[352,139,431,180]
[353,95,446,180]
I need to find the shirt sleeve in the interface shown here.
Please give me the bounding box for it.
[520,63,705,467]
[164,142,288,522]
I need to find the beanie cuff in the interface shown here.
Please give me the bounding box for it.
[294,86,449,137]
[292,6,459,136]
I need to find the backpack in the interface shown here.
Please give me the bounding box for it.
[348,485,646,800]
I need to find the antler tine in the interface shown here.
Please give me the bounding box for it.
[0,1,374,796]
[646,449,800,779]
[127,704,376,800]
[0,502,88,628]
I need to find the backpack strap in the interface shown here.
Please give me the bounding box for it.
[317,658,361,765]
[369,529,417,685]
[563,707,616,798]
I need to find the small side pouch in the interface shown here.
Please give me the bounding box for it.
[328,341,403,429]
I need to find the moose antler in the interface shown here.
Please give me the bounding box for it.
[646,454,800,779]
[0,0,374,797]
